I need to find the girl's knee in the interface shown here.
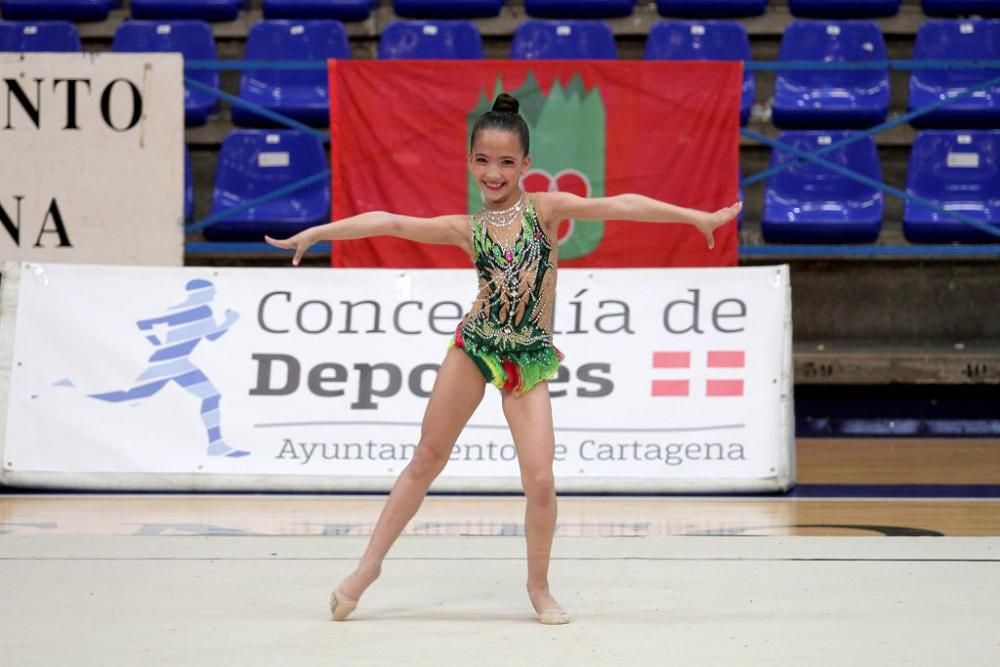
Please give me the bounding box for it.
[523,473,556,502]
[408,442,450,480]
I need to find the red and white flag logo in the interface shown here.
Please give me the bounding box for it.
[651,350,746,398]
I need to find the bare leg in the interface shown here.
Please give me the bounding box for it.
[335,347,486,605]
[501,382,568,623]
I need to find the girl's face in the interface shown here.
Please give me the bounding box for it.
[468,129,531,208]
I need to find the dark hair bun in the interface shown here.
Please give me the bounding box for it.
[491,93,520,114]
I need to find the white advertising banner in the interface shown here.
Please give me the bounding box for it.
[0,53,184,266]
[0,261,794,492]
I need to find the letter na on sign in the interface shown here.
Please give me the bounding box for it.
[0,196,73,248]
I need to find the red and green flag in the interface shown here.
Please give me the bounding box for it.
[328,61,740,268]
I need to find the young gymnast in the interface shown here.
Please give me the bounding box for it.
[265,93,742,625]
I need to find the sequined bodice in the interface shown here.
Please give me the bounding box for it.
[463,197,557,352]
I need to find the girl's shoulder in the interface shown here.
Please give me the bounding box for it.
[526,191,559,234]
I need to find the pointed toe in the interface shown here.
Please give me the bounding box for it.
[330,588,358,622]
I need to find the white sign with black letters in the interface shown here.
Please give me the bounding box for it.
[0,262,794,492]
[0,54,184,265]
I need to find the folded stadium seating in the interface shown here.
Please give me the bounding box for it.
[112,21,218,127]
[922,1,1000,17]
[656,0,766,18]
[510,20,616,59]
[773,20,889,129]
[908,20,1000,128]
[263,0,371,21]
[762,131,883,243]
[0,21,81,51]
[393,0,502,19]
[644,20,754,126]
[185,146,194,223]
[378,20,484,59]
[789,0,899,19]
[903,131,1000,243]
[525,0,634,19]
[0,0,110,22]
[205,130,330,241]
[130,0,240,21]
[232,20,350,127]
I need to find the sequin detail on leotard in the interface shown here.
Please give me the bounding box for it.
[451,196,563,395]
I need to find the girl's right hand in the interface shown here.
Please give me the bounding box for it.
[264,230,315,266]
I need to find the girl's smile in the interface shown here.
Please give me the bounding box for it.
[469,128,532,209]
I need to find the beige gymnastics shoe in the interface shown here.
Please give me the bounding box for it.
[330,587,358,621]
[538,607,572,625]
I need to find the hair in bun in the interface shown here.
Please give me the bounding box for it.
[491,93,520,114]
[471,93,530,155]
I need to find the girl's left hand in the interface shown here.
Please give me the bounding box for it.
[697,201,742,249]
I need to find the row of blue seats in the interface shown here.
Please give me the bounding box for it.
[4,18,1000,129]
[196,129,1000,245]
[764,130,1000,244]
[3,0,1000,22]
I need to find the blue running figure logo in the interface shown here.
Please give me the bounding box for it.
[88,279,250,458]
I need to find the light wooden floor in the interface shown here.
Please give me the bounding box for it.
[4,494,1000,537]
[2,439,999,537]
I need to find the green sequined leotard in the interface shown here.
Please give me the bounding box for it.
[452,196,563,395]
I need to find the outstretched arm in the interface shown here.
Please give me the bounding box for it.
[206,309,239,341]
[264,211,470,266]
[536,192,741,249]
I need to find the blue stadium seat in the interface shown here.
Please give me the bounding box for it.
[923,1,1000,17]
[525,0,634,19]
[644,20,754,126]
[773,21,889,129]
[789,0,899,18]
[378,20,484,59]
[205,130,330,241]
[0,0,110,22]
[903,131,1000,243]
[909,20,1000,129]
[185,146,194,223]
[112,21,218,127]
[763,132,883,244]
[0,21,81,51]
[510,20,616,59]
[233,20,350,127]
[263,0,371,21]
[393,1,502,19]
[656,0,766,18]
[130,0,240,21]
